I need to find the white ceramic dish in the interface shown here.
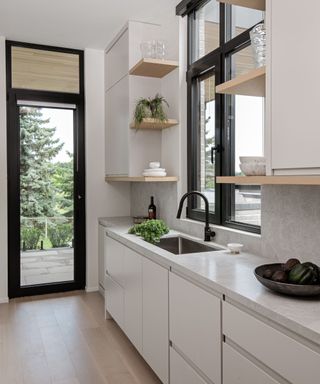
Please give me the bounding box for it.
[227,243,244,254]
[149,162,161,169]
[144,168,166,173]
[239,156,266,164]
[142,171,167,177]
[240,163,266,176]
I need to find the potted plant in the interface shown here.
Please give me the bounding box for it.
[134,93,169,126]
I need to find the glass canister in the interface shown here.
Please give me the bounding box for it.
[250,23,266,68]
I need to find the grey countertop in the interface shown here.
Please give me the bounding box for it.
[99,216,320,346]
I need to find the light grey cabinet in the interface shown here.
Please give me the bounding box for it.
[142,257,169,384]
[269,0,320,175]
[169,272,221,384]
[123,247,142,353]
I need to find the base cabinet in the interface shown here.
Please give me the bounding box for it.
[223,344,280,384]
[98,224,106,296]
[123,247,142,353]
[170,348,207,384]
[142,257,169,384]
[105,274,124,330]
[169,272,221,384]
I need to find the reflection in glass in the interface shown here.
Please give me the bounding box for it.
[197,73,216,212]
[193,1,220,62]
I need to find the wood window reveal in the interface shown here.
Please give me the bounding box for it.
[11,46,80,94]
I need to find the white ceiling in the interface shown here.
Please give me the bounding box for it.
[0,0,178,50]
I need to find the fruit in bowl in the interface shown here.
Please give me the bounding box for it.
[262,258,320,285]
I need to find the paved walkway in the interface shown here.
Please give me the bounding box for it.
[21,248,74,286]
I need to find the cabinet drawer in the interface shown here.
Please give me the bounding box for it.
[104,236,125,286]
[223,302,320,384]
[105,274,124,329]
[223,344,280,384]
[169,273,221,384]
[170,348,207,384]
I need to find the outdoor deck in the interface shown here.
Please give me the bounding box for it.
[21,248,74,286]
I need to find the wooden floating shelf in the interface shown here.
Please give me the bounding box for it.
[129,58,179,78]
[105,176,179,183]
[216,66,265,97]
[130,118,179,130]
[217,0,265,11]
[216,176,320,185]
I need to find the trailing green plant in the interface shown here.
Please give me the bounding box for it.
[128,219,169,244]
[48,223,73,248]
[134,94,169,125]
[21,226,42,250]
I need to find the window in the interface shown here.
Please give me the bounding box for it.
[177,0,264,233]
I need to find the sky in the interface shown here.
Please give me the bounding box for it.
[41,108,74,163]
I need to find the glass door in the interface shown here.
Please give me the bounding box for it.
[7,98,85,297]
[19,103,75,286]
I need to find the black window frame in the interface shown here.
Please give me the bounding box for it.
[177,0,262,234]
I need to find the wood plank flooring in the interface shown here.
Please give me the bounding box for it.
[0,291,161,384]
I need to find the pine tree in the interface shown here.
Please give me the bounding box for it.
[52,151,74,217]
[20,107,64,219]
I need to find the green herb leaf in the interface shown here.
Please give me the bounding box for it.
[128,219,169,244]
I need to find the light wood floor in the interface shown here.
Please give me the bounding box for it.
[0,291,161,384]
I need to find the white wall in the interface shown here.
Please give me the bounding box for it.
[0,36,8,303]
[85,48,130,291]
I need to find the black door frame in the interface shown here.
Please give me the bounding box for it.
[6,40,86,298]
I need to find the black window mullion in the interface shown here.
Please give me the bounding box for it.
[183,0,262,233]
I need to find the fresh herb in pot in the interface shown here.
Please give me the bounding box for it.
[128,219,169,244]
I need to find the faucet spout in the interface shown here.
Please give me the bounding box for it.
[176,191,215,242]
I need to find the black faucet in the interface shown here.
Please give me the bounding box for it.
[176,191,216,242]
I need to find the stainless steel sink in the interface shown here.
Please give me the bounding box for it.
[155,236,222,255]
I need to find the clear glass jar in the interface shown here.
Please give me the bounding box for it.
[250,23,266,68]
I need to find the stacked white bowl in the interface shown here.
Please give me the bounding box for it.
[143,162,167,177]
[239,156,266,176]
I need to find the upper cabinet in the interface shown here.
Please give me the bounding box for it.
[104,20,180,181]
[105,29,129,91]
[268,0,320,175]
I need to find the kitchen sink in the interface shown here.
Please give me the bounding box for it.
[155,236,222,255]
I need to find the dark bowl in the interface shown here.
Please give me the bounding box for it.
[254,263,320,297]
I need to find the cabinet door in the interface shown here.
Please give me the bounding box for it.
[170,348,207,384]
[104,236,125,286]
[270,0,320,174]
[105,274,124,330]
[105,75,129,176]
[142,258,169,384]
[169,273,221,384]
[123,248,142,353]
[105,29,129,91]
[98,224,106,294]
[223,344,280,384]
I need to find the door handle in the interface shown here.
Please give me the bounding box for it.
[211,145,221,163]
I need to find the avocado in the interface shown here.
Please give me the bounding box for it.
[271,270,288,283]
[283,258,300,272]
[263,269,273,279]
[288,263,318,285]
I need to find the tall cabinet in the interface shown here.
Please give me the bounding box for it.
[104,20,180,181]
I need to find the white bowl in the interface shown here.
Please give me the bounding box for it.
[149,161,161,169]
[227,243,244,254]
[239,156,266,164]
[240,163,266,176]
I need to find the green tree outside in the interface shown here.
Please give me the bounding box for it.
[20,107,74,250]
